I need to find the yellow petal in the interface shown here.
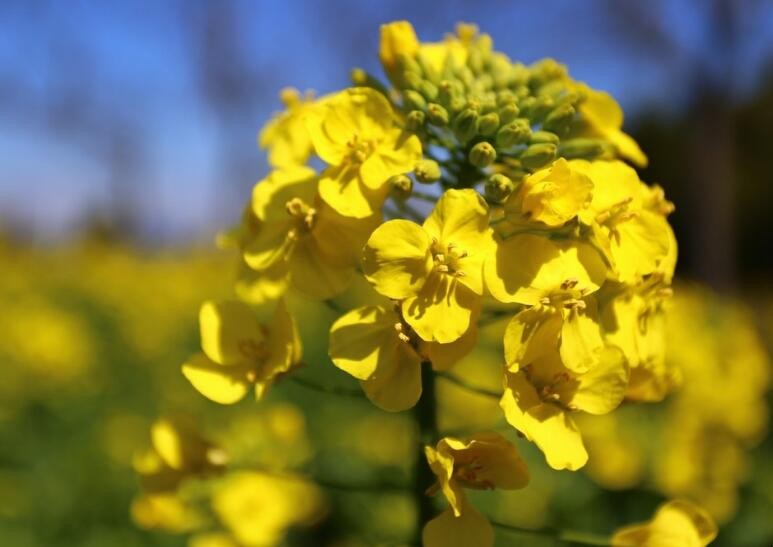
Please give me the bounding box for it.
[362,219,433,299]
[251,167,318,223]
[504,307,560,370]
[425,445,463,515]
[562,346,629,415]
[181,353,250,405]
[559,300,604,373]
[319,163,383,219]
[402,273,480,343]
[608,210,671,283]
[500,371,587,470]
[360,129,422,190]
[199,300,263,366]
[443,431,530,490]
[329,305,401,381]
[424,322,478,371]
[261,299,301,381]
[518,158,593,227]
[242,220,296,272]
[313,203,380,267]
[360,340,423,412]
[485,234,606,305]
[422,503,494,547]
[379,21,420,74]
[234,259,289,305]
[288,236,354,300]
[422,189,489,252]
[611,499,717,547]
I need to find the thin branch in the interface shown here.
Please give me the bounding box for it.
[436,371,502,398]
[288,375,366,398]
[491,519,611,546]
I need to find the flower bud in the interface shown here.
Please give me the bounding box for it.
[414,159,442,183]
[406,110,426,132]
[469,141,497,168]
[558,138,611,159]
[485,173,516,203]
[478,112,500,136]
[427,103,450,126]
[453,108,480,143]
[403,90,427,111]
[543,103,576,134]
[403,71,423,91]
[389,174,413,199]
[495,119,531,148]
[498,102,520,124]
[520,143,557,170]
[396,53,422,77]
[529,130,559,145]
[419,80,439,101]
[350,69,388,95]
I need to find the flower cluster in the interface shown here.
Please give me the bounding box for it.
[175,20,705,547]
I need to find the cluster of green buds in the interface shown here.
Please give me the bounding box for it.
[369,23,635,204]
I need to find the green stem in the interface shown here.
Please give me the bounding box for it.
[288,375,365,398]
[412,363,438,543]
[491,520,611,546]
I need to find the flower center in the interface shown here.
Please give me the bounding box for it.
[285,197,318,239]
[346,134,374,165]
[431,239,467,278]
[454,458,494,490]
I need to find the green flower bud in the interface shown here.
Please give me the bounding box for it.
[496,90,517,106]
[414,159,442,183]
[485,173,516,204]
[453,108,480,143]
[469,141,497,168]
[406,110,426,132]
[468,49,485,74]
[558,138,611,159]
[495,119,531,148]
[389,174,413,200]
[350,69,388,95]
[478,112,500,136]
[498,102,520,125]
[427,103,450,126]
[404,71,423,91]
[396,54,422,77]
[419,80,439,101]
[543,103,576,133]
[437,80,457,106]
[520,143,557,170]
[529,130,559,145]
[403,90,427,111]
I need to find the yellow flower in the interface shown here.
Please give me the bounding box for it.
[576,83,647,167]
[259,88,316,168]
[181,299,301,404]
[508,158,593,227]
[212,471,325,547]
[306,87,422,218]
[485,233,607,306]
[423,432,529,547]
[131,492,205,533]
[328,303,477,411]
[379,21,420,76]
[500,346,628,470]
[362,189,494,343]
[611,499,717,547]
[242,166,379,300]
[572,159,673,284]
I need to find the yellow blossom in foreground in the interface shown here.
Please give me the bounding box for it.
[241,166,379,300]
[259,88,316,168]
[379,20,420,75]
[182,299,301,404]
[575,83,648,167]
[306,87,422,218]
[500,346,628,470]
[423,432,529,547]
[611,499,717,547]
[328,303,476,411]
[362,189,493,343]
[212,471,325,547]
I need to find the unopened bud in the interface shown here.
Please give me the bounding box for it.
[495,119,531,148]
[520,143,557,170]
[396,54,422,77]
[529,131,559,145]
[498,102,520,125]
[406,110,426,131]
[427,103,450,126]
[558,138,611,159]
[478,112,500,136]
[403,90,426,111]
[453,108,480,143]
[543,103,576,134]
[419,80,438,101]
[389,174,413,199]
[485,173,516,203]
[350,69,388,95]
[414,159,442,183]
[403,71,423,91]
[469,141,497,168]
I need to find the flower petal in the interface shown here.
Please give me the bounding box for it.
[422,503,494,547]
[199,300,263,366]
[360,341,422,411]
[402,274,479,343]
[565,345,629,415]
[329,305,400,381]
[181,353,250,405]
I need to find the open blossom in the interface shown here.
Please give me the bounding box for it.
[259,88,318,168]
[423,432,529,547]
[611,499,717,547]
[181,299,301,404]
[328,302,476,411]
[306,87,422,218]
[363,188,494,343]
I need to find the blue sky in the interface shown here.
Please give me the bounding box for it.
[1,0,771,242]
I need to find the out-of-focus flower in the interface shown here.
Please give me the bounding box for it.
[259,88,317,168]
[611,499,717,546]
[423,432,529,547]
[182,299,301,404]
